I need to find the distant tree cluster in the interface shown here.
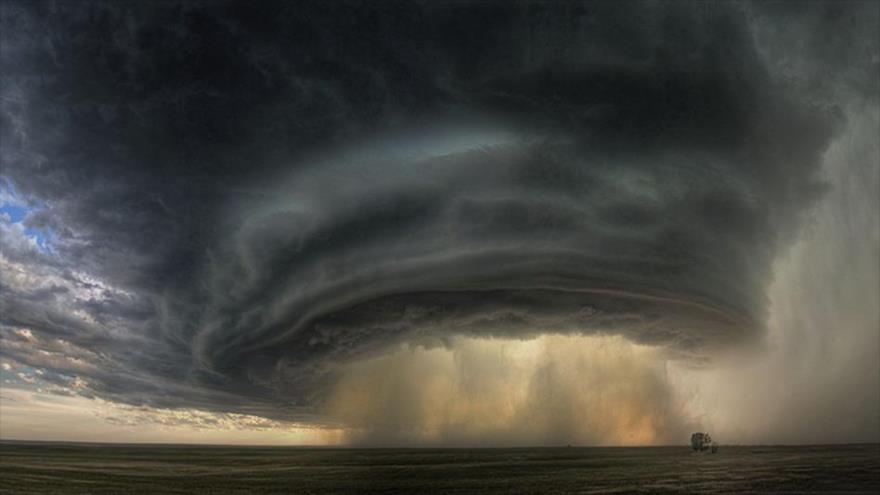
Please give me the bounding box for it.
[691,432,718,453]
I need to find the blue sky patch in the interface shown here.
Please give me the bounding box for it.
[1,184,54,251]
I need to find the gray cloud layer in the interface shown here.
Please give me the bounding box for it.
[1,1,876,426]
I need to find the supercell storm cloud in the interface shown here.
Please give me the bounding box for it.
[0,0,876,431]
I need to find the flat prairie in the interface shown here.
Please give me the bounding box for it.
[1,441,877,494]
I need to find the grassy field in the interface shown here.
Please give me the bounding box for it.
[1,441,878,494]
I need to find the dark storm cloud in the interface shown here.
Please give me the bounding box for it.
[0,1,873,422]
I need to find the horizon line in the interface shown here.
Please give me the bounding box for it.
[2,438,878,450]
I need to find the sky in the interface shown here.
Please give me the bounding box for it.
[0,0,877,446]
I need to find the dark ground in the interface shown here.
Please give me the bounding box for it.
[0,441,877,494]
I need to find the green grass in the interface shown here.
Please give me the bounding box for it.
[1,442,878,494]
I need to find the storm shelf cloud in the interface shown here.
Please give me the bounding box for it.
[0,0,877,444]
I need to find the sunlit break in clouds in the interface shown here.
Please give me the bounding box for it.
[0,1,877,446]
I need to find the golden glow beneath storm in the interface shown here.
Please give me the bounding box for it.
[325,334,690,446]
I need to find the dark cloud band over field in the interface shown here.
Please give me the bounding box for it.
[1,0,877,434]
